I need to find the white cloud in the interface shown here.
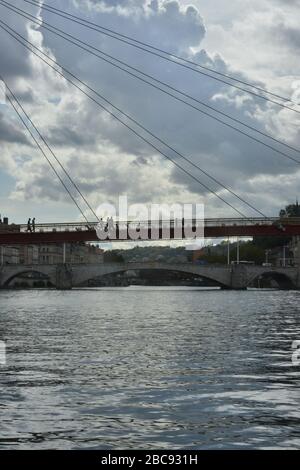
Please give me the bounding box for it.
[0,0,299,224]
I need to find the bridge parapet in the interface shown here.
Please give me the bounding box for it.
[0,263,300,290]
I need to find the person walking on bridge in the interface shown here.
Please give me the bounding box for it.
[32,218,36,232]
[27,218,32,232]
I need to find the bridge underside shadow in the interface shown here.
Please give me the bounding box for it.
[1,264,299,290]
[248,271,296,289]
[2,271,54,289]
[80,268,226,288]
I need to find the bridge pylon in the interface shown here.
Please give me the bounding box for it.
[56,264,73,290]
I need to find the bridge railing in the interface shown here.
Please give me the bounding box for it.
[16,217,300,234]
[19,219,204,233]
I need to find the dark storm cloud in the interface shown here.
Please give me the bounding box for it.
[273,0,300,5]
[15,87,36,104]
[273,23,300,50]
[34,0,299,200]
[46,125,98,147]
[89,0,132,5]
[1,0,299,216]
[0,0,41,80]
[20,171,67,201]
[0,111,31,145]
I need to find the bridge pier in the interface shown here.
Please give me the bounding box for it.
[56,264,73,290]
[0,268,4,289]
[229,265,248,290]
[296,267,300,290]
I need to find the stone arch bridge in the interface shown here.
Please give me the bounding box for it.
[1,262,300,290]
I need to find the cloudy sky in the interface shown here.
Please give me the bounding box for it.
[0,0,300,224]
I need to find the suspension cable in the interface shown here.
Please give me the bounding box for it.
[1,76,100,222]
[23,0,300,113]
[0,20,255,219]
[2,0,300,157]
[5,90,90,223]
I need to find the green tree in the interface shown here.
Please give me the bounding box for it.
[236,242,265,264]
[254,202,298,249]
[279,201,300,218]
[104,250,124,263]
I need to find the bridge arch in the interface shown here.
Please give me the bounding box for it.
[71,263,232,288]
[247,270,296,289]
[0,264,58,288]
[2,269,53,288]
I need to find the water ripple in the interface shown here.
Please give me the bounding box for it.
[0,288,299,449]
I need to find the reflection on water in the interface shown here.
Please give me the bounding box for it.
[0,288,300,449]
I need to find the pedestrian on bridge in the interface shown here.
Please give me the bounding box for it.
[32,218,36,232]
[27,218,32,232]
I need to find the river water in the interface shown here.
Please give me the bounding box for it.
[0,287,299,449]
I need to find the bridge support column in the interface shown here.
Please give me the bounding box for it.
[0,268,4,289]
[230,265,248,290]
[56,264,72,290]
[296,267,300,290]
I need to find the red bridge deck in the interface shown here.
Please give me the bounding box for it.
[0,218,300,245]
